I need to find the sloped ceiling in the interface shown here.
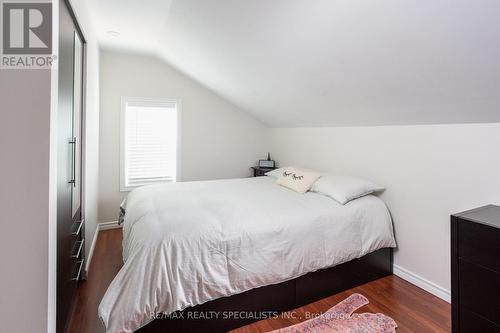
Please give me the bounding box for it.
[87,0,500,127]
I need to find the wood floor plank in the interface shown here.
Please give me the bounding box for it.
[68,229,450,332]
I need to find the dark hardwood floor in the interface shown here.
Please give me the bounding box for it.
[68,229,451,332]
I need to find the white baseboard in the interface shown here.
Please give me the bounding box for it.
[393,264,450,303]
[85,225,99,273]
[85,221,122,274]
[99,220,122,230]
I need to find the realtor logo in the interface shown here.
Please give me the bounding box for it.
[1,0,54,69]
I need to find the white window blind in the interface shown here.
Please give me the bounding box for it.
[121,98,179,191]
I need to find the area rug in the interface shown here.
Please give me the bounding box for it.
[268,293,397,332]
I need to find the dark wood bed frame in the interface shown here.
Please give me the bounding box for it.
[138,247,393,332]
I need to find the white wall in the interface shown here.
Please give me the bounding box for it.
[0,65,52,333]
[270,123,500,297]
[98,51,268,222]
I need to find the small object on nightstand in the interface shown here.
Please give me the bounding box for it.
[451,205,500,333]
[251,166,276,177]
[258,152,276,168]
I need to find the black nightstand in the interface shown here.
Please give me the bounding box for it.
[251,166,276,177]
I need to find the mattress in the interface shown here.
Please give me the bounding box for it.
[99,176,396,332]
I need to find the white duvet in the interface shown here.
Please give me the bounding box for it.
[98,177,396,332]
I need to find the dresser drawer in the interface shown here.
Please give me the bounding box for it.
[460,307,500,333]
[459,221,500,273]
[459,260,500,325]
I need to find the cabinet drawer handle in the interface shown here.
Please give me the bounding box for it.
[68,137,76,187]
[71,240,84,259]
[72,260,84,281]
[72,220,84,236]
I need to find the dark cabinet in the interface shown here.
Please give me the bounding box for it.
[251,166,276,177]
[57,1,85,332]
[451,205,500,333]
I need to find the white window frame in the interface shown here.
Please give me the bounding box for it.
[120,97,182,192]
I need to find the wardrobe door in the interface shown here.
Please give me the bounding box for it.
[72,31,83,218]
[57,1,85,332]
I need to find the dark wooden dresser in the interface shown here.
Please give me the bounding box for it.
[451,205,500,333]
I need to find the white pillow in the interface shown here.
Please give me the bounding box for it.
[311,173,384,204]
[265,167,288,179]
[276,167,321,193]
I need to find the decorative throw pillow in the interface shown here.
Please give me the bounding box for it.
[311,173,384,204]
[266,166,319,179]
[275,167,321,193]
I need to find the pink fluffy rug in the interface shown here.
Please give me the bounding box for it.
[268,293,397,333]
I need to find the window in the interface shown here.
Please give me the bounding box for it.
[120,97,180,191]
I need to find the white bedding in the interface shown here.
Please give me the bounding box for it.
[98,177,396,332]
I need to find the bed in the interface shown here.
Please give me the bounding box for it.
[98,176,396,332]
